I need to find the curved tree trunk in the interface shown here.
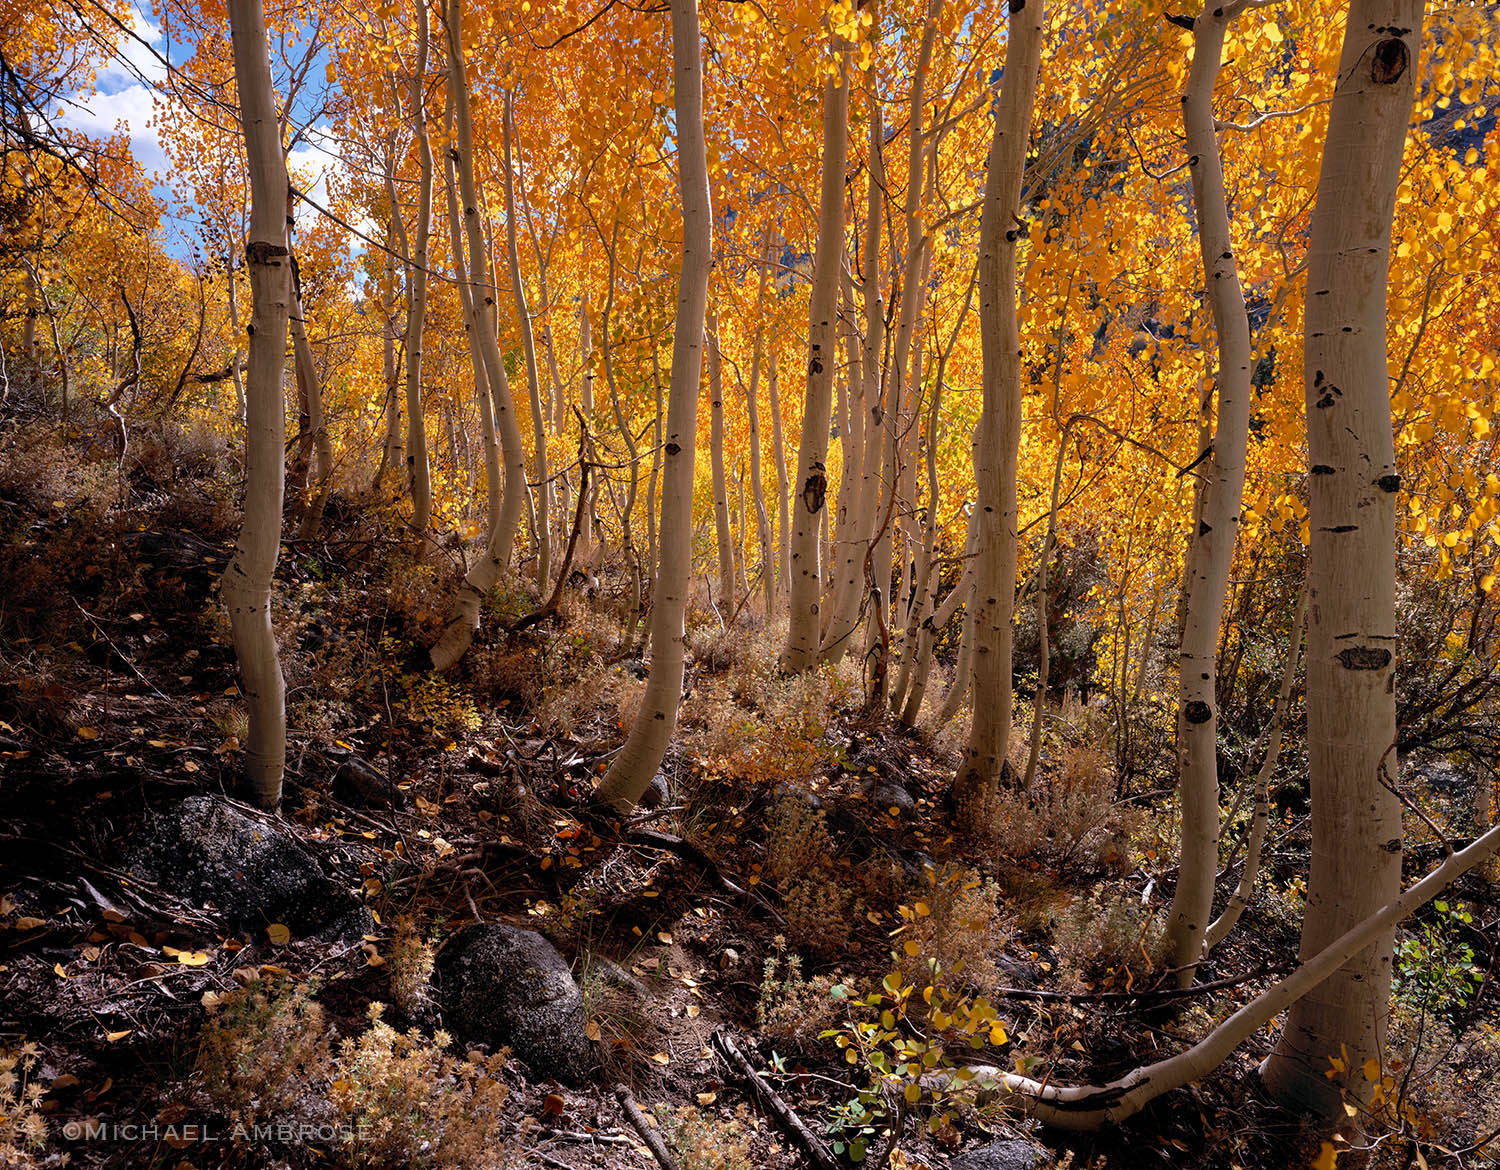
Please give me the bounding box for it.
[503,89,551,592]
[1205,576,1307,949]
[1163,0,1260,985]
[708,312,736,607]
[222,0,291,809]
[782,38,851,671]
[953,0,1044,825]
[401,19,434,536]
[928,822,1500,1130]
[593,0,712,813]
[1260,0,1417,1115]
[429,0,527,670]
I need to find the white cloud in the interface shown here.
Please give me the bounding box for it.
[58,5,169,180]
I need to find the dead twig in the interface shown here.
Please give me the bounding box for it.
[712,1031,840,1170]
[613,1083,679,1170]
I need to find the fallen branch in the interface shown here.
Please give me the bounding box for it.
[624,829,785,927]
[509,458,591,634]
[923,821,1500,1129]
[712,1031,840,1170]
[614,1083,679,1170]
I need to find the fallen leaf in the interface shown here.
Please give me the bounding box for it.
[696,1092,716,1106]
[76,727,99,740]
[651,1052,670,1065]
[266,923,291,945]
[105,1029,132,1042]
[14,916,46,931]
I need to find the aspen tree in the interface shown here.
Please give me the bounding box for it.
[428,0,528,670]
[401,11,434,536]
[503,90,551,591]
[1261,0,1419,1115]
[1162,0,1262,984]
[708,312,736,607]
[953,0,1044,824]
[594,0,711,813]
[222,0,291,809]
[782,31,851,672]
[768,347,791,600]
[821,83,885,666]
[744,232,775,614]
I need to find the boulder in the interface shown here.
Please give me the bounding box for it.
[864,778,916,817]
[950,1138,1052,1170]
[434,924,593,1084]
[331,753,406,809]
[132,795,373,941]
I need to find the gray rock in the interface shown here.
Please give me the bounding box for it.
[132,795,373,941]
[435,924,593,1084]
[866,778,916,816]
[639,773,670,810]
[332,753,406,809]
[950,1138,1052,1170]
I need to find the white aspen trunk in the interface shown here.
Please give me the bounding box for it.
[578,284,596,565]
[1163,0,1261,984]
[831,272,865,629]
[708,313,736,607]
[647,342,665,590]
[225,253,247,427]
[936,580,978,728]
[769,348,792,599]
[745,236,774,615]
[374,210,402,495]
[503,90,551,592]
[1260,0,1416,1115]
[1205,577,1307,949]
[782,38,851,671]
[402,19,434,535]
[441,128,500,530]
[954,0,1044,825]
[222,0,290,810]
[430,14,527,670]
[599,230,643,618]
[289,262,332,540]
[822,89,886,665]
[1022,424,1070,788]
[903,508,977,728]
[593,0,711,813]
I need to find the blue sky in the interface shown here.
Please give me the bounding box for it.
[58,3,349,263]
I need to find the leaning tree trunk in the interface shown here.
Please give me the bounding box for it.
[1162,0,1260,985]
[222,0,291,810]
[429,0,527,670]
[503,90,551,592]
[400,15,434,536]
[708,312,737,608]
[593,0,712,813]
[782,37,851,671]
[1260,0,1417,1116]
[953,0,1044,826]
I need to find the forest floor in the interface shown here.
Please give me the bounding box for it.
[2,426,1496,1170]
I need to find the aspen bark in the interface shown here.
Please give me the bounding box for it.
[822,89,886,665]
[783,39,851,671]
[429,6,527,670]
[708,313,736,607]
[402,18,434,535]
[373,210,402,496]
[503,91,551,592]
[1260,0,1417,1114]
[769,348,792,600]
[594,0,711,813]
[954,0,1044,824]
[1205,578,1307,949]
[745,233,775,615]
[222,0,290,809]
[289,257,332,540]
[1163,0,1260,984]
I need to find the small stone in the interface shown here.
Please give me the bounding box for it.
[950,1138,1053,1170]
